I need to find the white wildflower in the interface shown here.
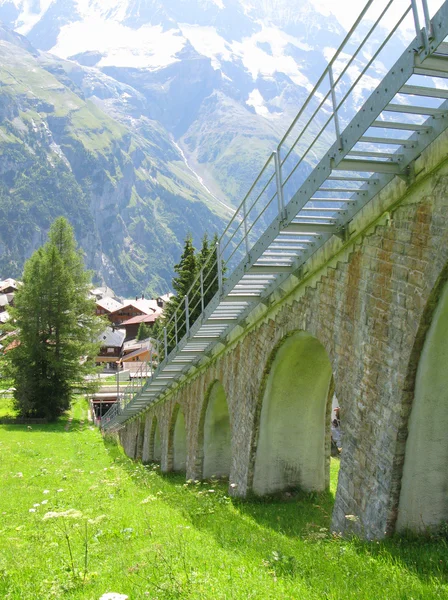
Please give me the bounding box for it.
[43,509,83,520]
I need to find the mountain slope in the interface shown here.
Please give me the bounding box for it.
[0,0,350,208]
[0,28,227,295]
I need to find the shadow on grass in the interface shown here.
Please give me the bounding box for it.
[103,440,448,585]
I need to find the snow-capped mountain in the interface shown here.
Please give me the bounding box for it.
[0,0,344,116]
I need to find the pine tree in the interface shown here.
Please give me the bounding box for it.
[200,232,220,308]
[162,235,197,352]
[136,322,151,341]
[156,232,223,361]
[6,218,103,420]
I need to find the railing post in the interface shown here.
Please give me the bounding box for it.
[243,199,250,258]
[411,0,429,51]
[329,65,343,150]
[174,312,178,345]
[216,242,223,293]
[274,149,284,215]
[163,326,168,359]
[185,295,190,336]
[421,0,432,39]
[200,269,205,314]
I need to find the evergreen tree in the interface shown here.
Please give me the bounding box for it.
[156,232,223,361]
[136,322,151,341]
[6,217,103,420]
[199,232,221,308]
[162,235,197,351]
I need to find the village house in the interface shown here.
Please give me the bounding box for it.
[107,297,158,326]
[0,279,20,295]
[95,296,123,318]
[95,327,126,371]
[120,312,161,340]
[118,337,157,373]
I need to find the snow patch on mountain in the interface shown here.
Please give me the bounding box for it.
[180,22,313,88]
[179,24,232,69]
[52,20,185,69]
[15,0,55,35]
[246,88,277,118]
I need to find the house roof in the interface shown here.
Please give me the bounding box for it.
[0,311,9,324]
[119,298,158,315]
[120,313,161,326]
[96,297,123,313]
[158,293,174,303]
[0,294,9,307]
[98,327,126,348]
[90,286,118,300]
[0,278,19,292]
[120,345,151,362]
[4,338,18,352]
[122,338,148,352]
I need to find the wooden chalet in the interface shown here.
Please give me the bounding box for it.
[95,327,126,370]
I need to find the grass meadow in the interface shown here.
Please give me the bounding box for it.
[0,397,447,599]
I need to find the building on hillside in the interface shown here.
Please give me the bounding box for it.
[95,327,126,371]
[0,279,20,294]
[108,298,156,326]
[90,286,120,302]
[156,293,174,308]
[95,297,123,318]
[118,338,157,373]
[120,312,162,340]
[0,294,11,313]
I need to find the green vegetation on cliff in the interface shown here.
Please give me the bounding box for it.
[0,38,227,296]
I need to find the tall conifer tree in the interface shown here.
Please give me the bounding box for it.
[7,217,103,420]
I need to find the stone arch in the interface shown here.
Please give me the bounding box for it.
[252,330,334,495]
[198,380,232,479]
[147,416,162,463]
[396,269,448,532]
[168,404,187,472]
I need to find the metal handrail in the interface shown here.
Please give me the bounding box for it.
[102,0,434,426]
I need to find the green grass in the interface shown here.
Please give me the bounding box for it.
[0,398,447,599]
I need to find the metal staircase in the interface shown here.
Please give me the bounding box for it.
[102,0,448,431]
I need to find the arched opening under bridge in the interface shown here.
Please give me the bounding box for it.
[148,416,161,463]
[202,381,232,479]
[397,279,448,532]
[253,331,333,495]
[171,405,187,472]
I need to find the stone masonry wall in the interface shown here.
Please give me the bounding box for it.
[118,129,448,539]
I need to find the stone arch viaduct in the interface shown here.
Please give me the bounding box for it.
[118,126,448,539]
[103,0,448,540]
